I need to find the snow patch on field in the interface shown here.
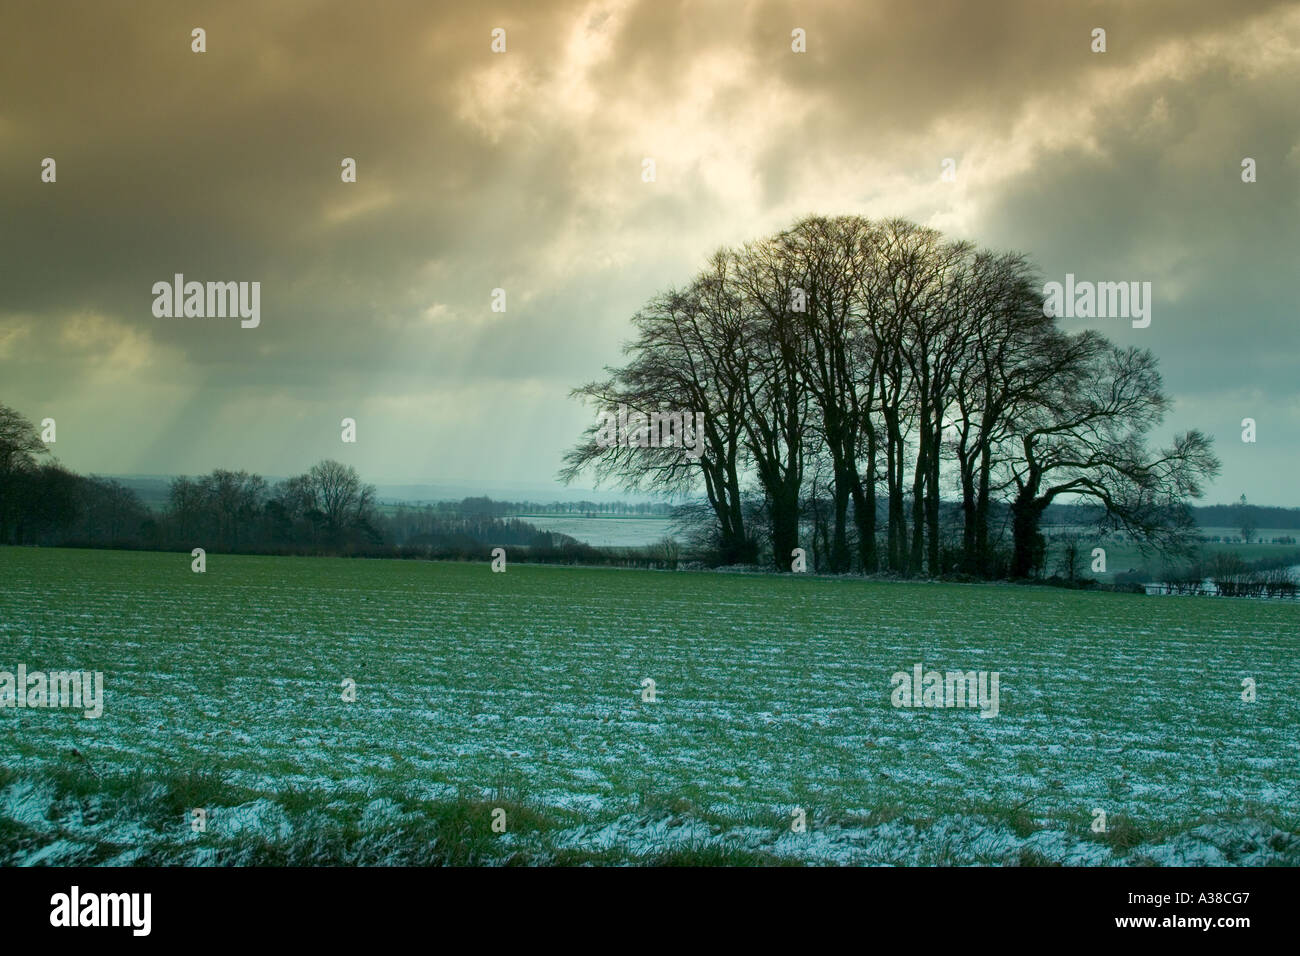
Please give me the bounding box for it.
[546,811,1298,866]
[213,800,293,840]
[3,550,1298,865]
[1,777,1296,865]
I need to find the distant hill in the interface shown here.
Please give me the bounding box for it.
[103,475,667,509]
[1042,501,1300,531]
[100,475,1300,529]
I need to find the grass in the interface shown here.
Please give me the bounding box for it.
[1,545,1298,865]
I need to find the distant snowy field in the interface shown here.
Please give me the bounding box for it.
[510,515,677,547]
[1,546,1297,866]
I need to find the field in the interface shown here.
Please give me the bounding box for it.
[1,546,1298,866]
[1046,528,1300,583]
[508,514,677,547]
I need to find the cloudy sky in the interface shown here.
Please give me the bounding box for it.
[2,0,1297,503]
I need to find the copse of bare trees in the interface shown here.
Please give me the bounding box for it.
[168,460,379,551]
[562,215,1219,577]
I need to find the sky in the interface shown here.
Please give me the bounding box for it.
[2,0,1298,504]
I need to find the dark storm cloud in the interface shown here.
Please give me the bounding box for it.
[0,0,1296,498]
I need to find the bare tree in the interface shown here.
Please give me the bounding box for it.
[779,215,876,572]
[563,215,1216,582]
[560,261,757,564]
[200,470,268,550]
[307,460,376,544]
[1237,493,1257,544]
[1056,532,1083,582]
[947,251,1053,574]
[1006,342,1219,577]
[167,476,205,542]
[731,239,813,570]
[0,404,49,543]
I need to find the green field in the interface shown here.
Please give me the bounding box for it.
[2,546,1298,865]
[1046,528,1300,583]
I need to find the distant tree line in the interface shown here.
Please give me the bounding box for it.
[0,407,154,548]
[1210,497,1300,531]
[164,461,381,552]
[564,215,1220,577]
[1040,500,1300,534]
[1129,550,1300,599]
[407,497,673,517]
[0,404,675,568]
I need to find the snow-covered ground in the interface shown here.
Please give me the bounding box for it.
[2,546,1297,865]
[509,515,677,547]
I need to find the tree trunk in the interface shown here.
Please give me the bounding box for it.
[884,411,903,571]
[771,492,801,572]
[854,424,878,572]
[975,443,992,576]
[960,456,977,573]
[909,417,928,575]
[926,421,941,575]
[1010,490,1047,579]
[830,475,851,572]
